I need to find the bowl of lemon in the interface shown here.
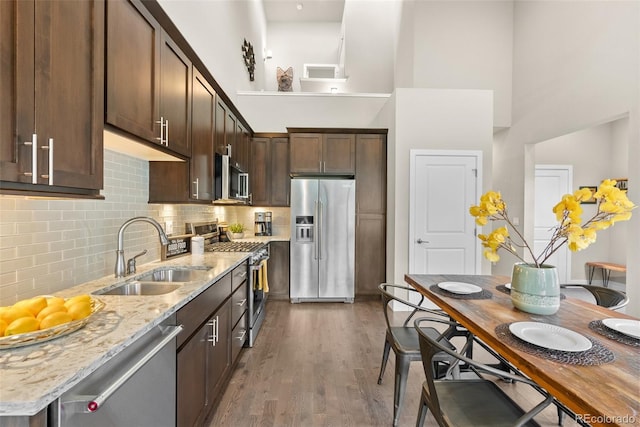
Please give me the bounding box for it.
[0,294,105,349]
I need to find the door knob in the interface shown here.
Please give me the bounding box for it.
[416,238,429,244]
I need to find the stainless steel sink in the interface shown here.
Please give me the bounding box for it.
[97,282,182,296]
[137,268,207,283]
[94,267,210,296]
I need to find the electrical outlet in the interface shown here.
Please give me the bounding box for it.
[165,221,174,235]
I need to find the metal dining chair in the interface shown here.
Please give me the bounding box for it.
[560,284,629,311]
[377,284,459,426]
[414,317,553,427]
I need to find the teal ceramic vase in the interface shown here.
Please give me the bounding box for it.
[510,263,560,315]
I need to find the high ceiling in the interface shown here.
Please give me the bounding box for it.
[262,0,345,23]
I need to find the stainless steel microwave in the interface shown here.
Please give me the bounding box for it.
[215,154,249,203]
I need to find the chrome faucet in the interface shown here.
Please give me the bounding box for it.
[114,217,169,278]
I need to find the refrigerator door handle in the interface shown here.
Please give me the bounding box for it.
[318,200,323,260]
[314,200,319,260]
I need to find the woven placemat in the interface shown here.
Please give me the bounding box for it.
[495,323,615,366]
[589,320,640,347]
[429,284,492,300]
[495,285,566,300]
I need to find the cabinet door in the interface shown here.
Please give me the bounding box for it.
[323,134,355,174]
[355,214,386,296]
[106,0,160,143]
[270,137,290,206]
[231,312,247,364]
[177,324,208,427]
[356,134,386,214]
[289,133,322,174]
[236,122,249,172]
[267,241,290,299]
[214,99,228,155]
[250,137,270,205]
[206,300,230,405]
[160,31,191,156]
[226,112,237,166]
[36,0,104,190]
[191,68,215,200]
[0,0,29,183]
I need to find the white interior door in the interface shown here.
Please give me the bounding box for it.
[409,150,481,275]
[534,165,572,283]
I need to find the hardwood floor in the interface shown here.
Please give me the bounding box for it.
[207,300,581,427]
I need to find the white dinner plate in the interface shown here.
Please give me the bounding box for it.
[602,318,640,339]
[437,282,482,295]
[509,322,592,352]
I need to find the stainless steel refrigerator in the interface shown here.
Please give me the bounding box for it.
[290,178,355,303]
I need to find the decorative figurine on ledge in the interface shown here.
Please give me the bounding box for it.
[277,66,293,92]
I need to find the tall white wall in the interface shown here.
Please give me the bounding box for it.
[411,1,514,128]
[157,0,268,104]
[494,1,639,315]
[388,89,494,286]
[341,0,397,93]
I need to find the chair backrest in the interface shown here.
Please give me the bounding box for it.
[378,283,443,329]
[561,284,629,310]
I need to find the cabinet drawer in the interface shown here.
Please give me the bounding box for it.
[231,281,248,328]
[231,262,248,289]
[177,273,231,348]
[231,312,247,363]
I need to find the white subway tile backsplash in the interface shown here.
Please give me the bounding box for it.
[0,149,291,305]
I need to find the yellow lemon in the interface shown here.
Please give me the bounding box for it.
[64,294,91,309]
[37,304,68,321]
[39,312,73,330]
[67,301,92,320]
[0,307,34,325]
[5,317,39,336]
[0,319,7,336]
[46,296,66,307]
[14,297,47,316]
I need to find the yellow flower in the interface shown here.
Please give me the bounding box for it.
[471,179,635,267]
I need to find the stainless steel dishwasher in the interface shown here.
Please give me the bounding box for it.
[50,315,182,427]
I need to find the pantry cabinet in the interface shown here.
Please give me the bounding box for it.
[289,133,355,175]
[106,0,191,157]
[355,134,387,296]
[0,0,104,196]
[250,135,290,207]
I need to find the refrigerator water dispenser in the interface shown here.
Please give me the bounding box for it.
[295,216,314,242]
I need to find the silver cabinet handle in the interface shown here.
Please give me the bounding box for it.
[207,318,216,346]
[23,134,37,183]
[226,143,232,157]
[40,138,53,185]
[236,329,247,341]
[164,119,168,146]
[192,178,199,198]
[62,325,183,413]
[417,238,429,244]
[236,298,247,307]
[156,117,164,145]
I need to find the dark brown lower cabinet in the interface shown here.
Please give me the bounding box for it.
[176,263,247,427]
[267,241,290,300]
[355,214,386,296]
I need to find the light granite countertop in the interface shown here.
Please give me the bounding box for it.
[0,251,252,417]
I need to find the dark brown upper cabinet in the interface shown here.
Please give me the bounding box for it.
[214,99,229,156]
[148,67,214,203]
[289,133,355,175]
[106,0,191,157]
[1,0,104,196]
[250,136,290,207]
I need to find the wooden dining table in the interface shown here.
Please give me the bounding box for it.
[404,274,640,427]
